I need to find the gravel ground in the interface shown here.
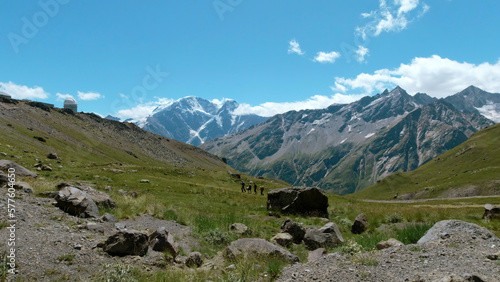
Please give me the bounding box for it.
[278,231,500,281]
[0,188,197,281]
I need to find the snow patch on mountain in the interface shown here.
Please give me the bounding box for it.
[475,103,500,122]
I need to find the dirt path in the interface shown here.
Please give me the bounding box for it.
[362,195,500,204]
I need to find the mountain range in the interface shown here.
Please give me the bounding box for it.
[140,97,268,146]
[201,86,500,194]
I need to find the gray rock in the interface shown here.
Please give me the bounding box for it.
[0,159,37,178]
[281,219,306,244]
[267,187,329,217]
[482,204,500,220]
[225,238,299,263]
[303,229,339,250]
[47,152,59,160]
[185,252,203,268]
[351,213,369,234]
[86,222,105,233]
[307,248,326,262]
[376,238,404,250]
[14,181,33,193]
[102,230,149,256]
[149,227,179,258]
[230,223,252,235]
[319,222,344,245]
[74,244,82,250]
[41,164,52,171]
[59,184,116,209]
[99,213,117,223]
[54,186,100,218]
[140,179,150,183]
[115,223,127,230]
[271,232,294,247]
[417,220,499,244]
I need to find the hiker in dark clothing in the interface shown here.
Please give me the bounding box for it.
[254,183,257,194]
[260,186,264,195]
[247,184,252,193]
[241,181,245,193]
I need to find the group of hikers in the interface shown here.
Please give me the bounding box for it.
[240,180,264,195]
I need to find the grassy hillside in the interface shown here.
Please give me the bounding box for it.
[352,123,500,200]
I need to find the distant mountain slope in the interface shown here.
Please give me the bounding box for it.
[201,86,495,194]
[140,97,268,146]
[444,85,500,122]
[353,122,500,200]
[0,98,228,170]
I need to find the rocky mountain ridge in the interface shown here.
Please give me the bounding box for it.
[201,86,498,194]
[140,97,268,146]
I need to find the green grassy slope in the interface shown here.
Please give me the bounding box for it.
[352,123,500,200]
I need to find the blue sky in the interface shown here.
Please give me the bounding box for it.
[1,1,499,120]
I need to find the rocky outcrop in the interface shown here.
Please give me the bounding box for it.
[267,187,328,217]
[351,213,369,234]
[303,222,344,250]
[377,238,404,250]
[58,183,116,209]
[225,238,299,263]
[54,186,100,218]
[482,204,500,220]
[0,171,8,187]
[307,248,326,262]
[281,219,306,244]
[417,220,498,244]
[0,159,37,178]
[149,227,179,258]
[101,230,149,256]
[230,223,252,235]
[185,252,203,268]
[271,233,294,247]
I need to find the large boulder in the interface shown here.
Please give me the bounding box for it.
[281,219,306,244]
[271,232,294,247]
[417,220,499,245]
[102,230,149,256]
[351,213,369,234]
[58,183,116,208]
[149,227,179,258]
[482,204,500,220]
[0,160,37,178]
[225,238,299,263]
[319,222,344,245]
[267,187,328,217]
[54,186,100,218]
[303,228,343,250]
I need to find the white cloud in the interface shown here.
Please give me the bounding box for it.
[233,94,365,117]
[0,81,49,99]
[287,39,305,55]
[332,55,500,98]
[355,46,369,63]
[313,51,341,63]
[356,0,428,40]
[77,91,103,101]
[56,93,74,101]
[114,97,174,121]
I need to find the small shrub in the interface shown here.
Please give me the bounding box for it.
[204,228,231,246]
[385,213,403,223]
[334,240,363,255]
[57,254,75,265]
[96,263,138,282]
[409,246,423,252]
[352,253,379,266]
[395,223,433,244]
[355,232,389,251]
[163,209,178,221]
[266,257,288,279]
